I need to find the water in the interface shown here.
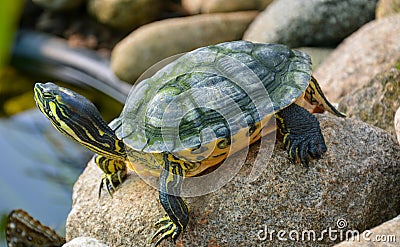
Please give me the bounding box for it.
[0,109,92,246]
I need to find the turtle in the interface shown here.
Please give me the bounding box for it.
[6,209,66,247]
[33,40,345,246]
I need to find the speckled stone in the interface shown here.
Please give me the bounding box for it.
[182,0,272,14]
[63,237,109,247]
[111,11,257,83]
[66,115,400,246]
[87,0,164,30]
[244,0,378,47]
[339,69,400,137]
[376,0,400,18]
[314,14,400,101]
[333,215,400,246]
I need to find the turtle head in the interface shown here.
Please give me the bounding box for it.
[34,82,98,123]
[34,82,125,159]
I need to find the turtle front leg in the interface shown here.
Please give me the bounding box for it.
[150,154,190,246]
[94,154,127,199]
[275,104,327,165]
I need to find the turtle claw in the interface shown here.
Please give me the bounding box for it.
[149,216,182,246]
[276,103,330,166]
[284,131,326,166]
[98,170,125,199]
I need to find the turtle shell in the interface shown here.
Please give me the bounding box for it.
[118,41,311,155]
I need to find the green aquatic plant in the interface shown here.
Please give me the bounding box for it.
[0,0,24,68]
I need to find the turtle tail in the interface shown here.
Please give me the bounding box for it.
[305,76,346,118]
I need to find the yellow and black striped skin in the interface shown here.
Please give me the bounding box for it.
[94,154,127,198]
[34,82,193,246]
[34,83,126,159]
[149,154,190,246]
[305,76,346,118]
[34,82,128,198]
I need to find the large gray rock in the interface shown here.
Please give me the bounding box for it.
[111,11,257,83]
[87,0,164,30]
[66,115,400,246]
[339,69,400,137]
[244,0,378,47]
[314,14,400,101]
[376,0,400,18]
[63,237,109,247]
[182,0,272,14]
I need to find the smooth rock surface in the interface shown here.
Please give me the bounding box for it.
[395,107,400,144]
[32,0,84,10]
[182,0,272,14]
[376,0,400,18]
[87,0,164,30]
[63,237,109,247]
[111,11,257,83]
[339,69,400,136]
[333,215,400,246]
[314,14,400,101]
[244,0,378,47]
[66,115,400,246]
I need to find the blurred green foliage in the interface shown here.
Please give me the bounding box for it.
[0,67,35,116]
[0,211,7,246]
[0,0,24,68]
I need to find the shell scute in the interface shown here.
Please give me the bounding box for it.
[120,41,312,153]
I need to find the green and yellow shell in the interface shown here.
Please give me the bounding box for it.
[117,41,311,176]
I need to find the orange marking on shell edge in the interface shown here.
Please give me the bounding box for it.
[126,116,279,177]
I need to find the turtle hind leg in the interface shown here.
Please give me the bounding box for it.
[276,104,327,165]
[306,76,346,117]
[94,154,127,199]
[150,153,189,246]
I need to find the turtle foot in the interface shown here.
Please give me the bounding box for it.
[276,104,327,166]
[98,170,126,199]
[283,129,327,166]
[149,216,182,247]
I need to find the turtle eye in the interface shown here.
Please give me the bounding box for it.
[42,92,54,100]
